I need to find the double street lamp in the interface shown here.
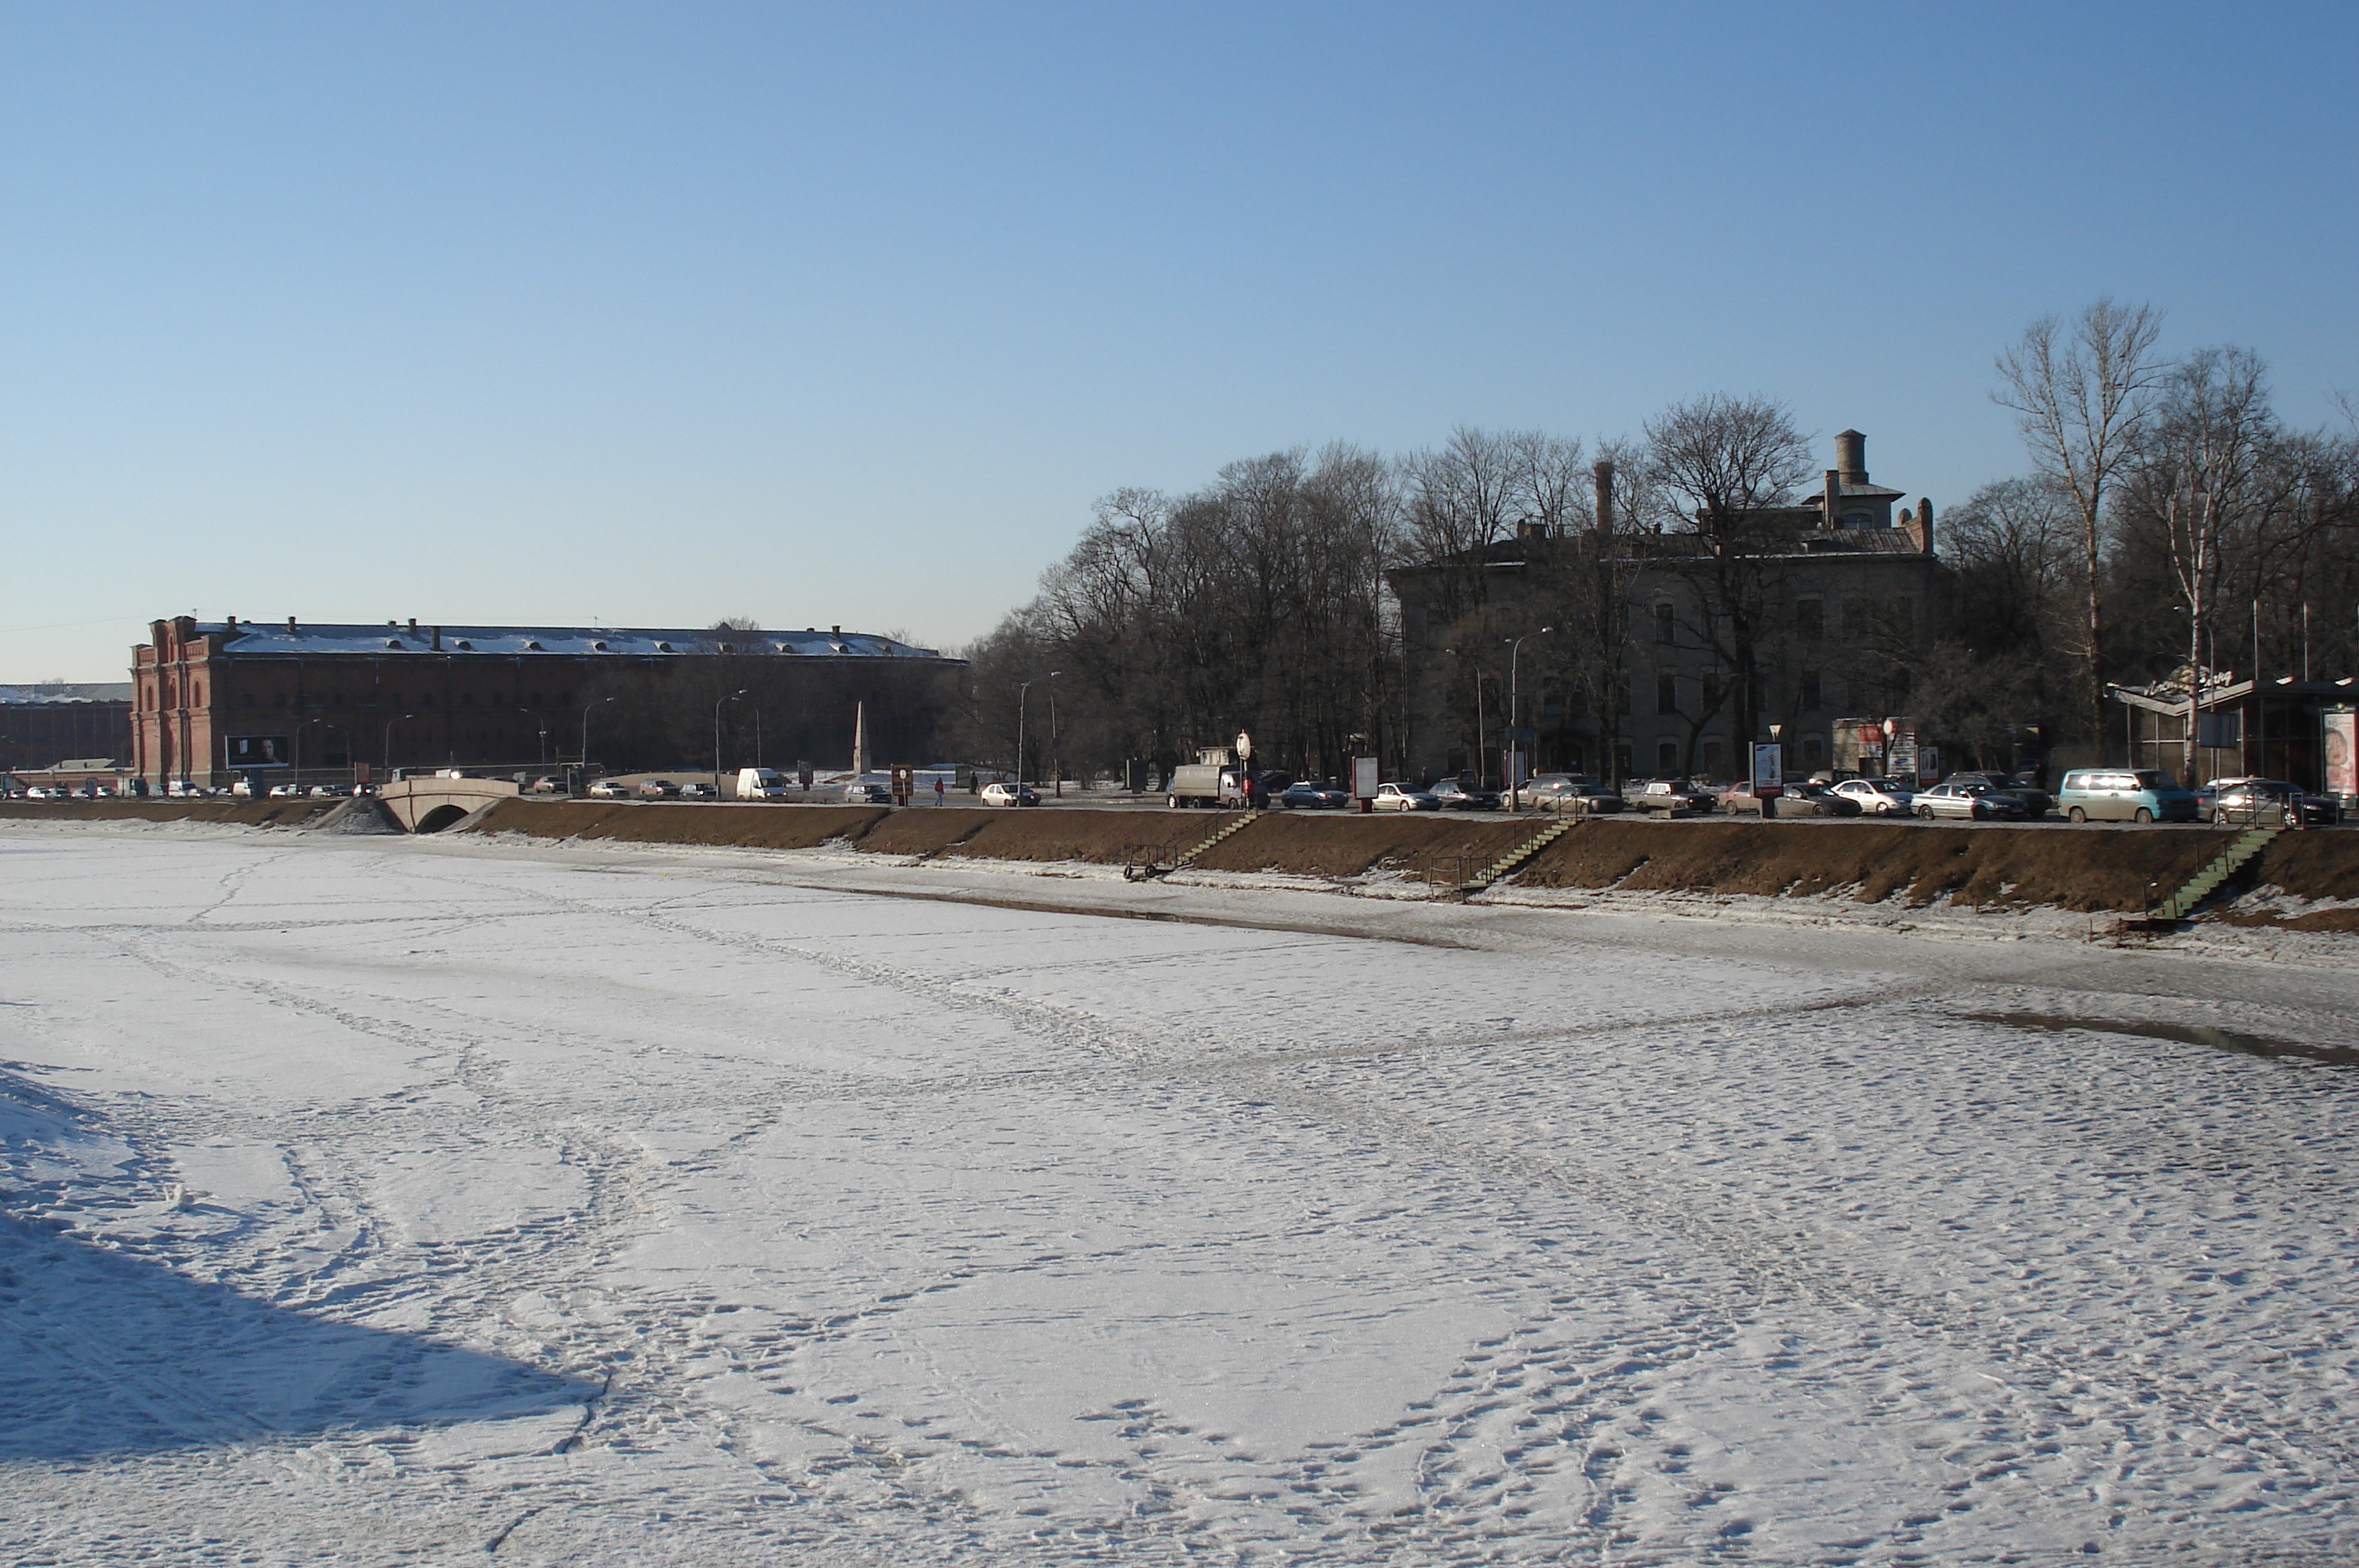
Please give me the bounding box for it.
[1016,680,1032,790]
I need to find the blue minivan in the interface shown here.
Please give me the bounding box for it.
[2057,768,2202,823]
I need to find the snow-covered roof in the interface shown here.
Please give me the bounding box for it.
[194,623,956,662]
[0,682,134,705]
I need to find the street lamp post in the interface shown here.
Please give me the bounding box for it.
[714,689,746,801]
[383,714,414,780]
[519,709,547,766]
[1047,671,1063,797]
[579,696,616,796]
[1443,647,1484,788]
[1016,680,1033,791]
[1505,627,1553,810]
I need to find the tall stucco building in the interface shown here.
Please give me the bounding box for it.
[1390,431,1951,784]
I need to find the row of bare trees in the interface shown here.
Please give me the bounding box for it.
[953,402,1843,783]
[1931,300,2359,771]
[955,302,2355,785]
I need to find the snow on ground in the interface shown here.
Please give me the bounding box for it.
[2,823,2356,1565]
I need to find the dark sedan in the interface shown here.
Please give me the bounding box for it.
[1428,778,1501,810]
[2207,778,2340,828]
[1629,778,1717,815]
[1279,781,1350,809]
[1525,776,1626,813]
[1942,771,2052,818]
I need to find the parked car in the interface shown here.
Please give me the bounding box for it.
[1722,781,1860,816]
[1913,781,2029,821]
[1525,776,1626,813]
[1371,781,1441,811]
[1428,778,1500,810]
[1629,778,1716,815]
[587,777,631,799]
[979,781,1040,807]
[2205,777,2340,828]
[24,785,65,800]
[2057,768,2202,823]
[637,778,682,800]
[1941,771,2052,818]
[528,775,565,795]
[844,779,895,804]
[1830,777,1915,815]
[678,781,718,801]
[1783,782,1864,817]
[1279,780,1350,809]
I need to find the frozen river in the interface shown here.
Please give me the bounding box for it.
[3,825,2356,1565]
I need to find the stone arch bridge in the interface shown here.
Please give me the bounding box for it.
[378,775,519,833]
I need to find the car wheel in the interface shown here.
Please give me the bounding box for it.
[1916,805,1933,820]
[2134,807,2153,824]
[2284,807,2301,828]
[2068,807,2087,823]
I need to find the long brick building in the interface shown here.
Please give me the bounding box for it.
[131,617,963,788]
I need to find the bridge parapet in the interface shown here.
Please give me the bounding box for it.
[379,776,521,833]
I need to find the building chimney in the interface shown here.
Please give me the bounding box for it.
[1824,469,1842,529]
[432,626,442,652]
[287,616,298,633]
[1913,498,1935,554]
[832,625,841,636]
[409,618,418,630]
[1835,430,1867,486]
[225,616,237,632]
[1592,460,1615,535]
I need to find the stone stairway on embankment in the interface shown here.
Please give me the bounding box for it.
[2146,827,2280,922]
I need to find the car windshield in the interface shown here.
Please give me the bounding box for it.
[2131,771,2178,789]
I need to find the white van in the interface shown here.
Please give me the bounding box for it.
[735,767,792,801]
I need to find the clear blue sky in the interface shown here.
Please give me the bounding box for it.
[4,1,2353,681]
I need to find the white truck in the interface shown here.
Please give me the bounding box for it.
[1165,764,1241,808]
[735,767,792,801]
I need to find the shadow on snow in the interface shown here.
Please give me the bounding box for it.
[0,1070,599,1462]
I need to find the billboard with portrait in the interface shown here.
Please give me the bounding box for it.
[226,735,292,769]
[2325,709,2356,800]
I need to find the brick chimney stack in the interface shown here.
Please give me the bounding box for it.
[1592,460,1615,536]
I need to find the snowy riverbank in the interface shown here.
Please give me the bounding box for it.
[3,823,2356,1565]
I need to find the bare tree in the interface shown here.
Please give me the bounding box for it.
[1993,297,2169,743]
[1642,394,1816,758]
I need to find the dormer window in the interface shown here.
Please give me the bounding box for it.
[591,641,609,652]
[1840,511,1876,529]
[385,638,403,648]
[524,640,545,651]
[653,641,673,652]
[452,639,473,650]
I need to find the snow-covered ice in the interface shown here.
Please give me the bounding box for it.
[2,823,2356,1565]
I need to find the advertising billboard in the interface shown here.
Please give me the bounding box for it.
[2325,708,2357,801]
[225,735,292,769]
[1751,742,1783,797]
